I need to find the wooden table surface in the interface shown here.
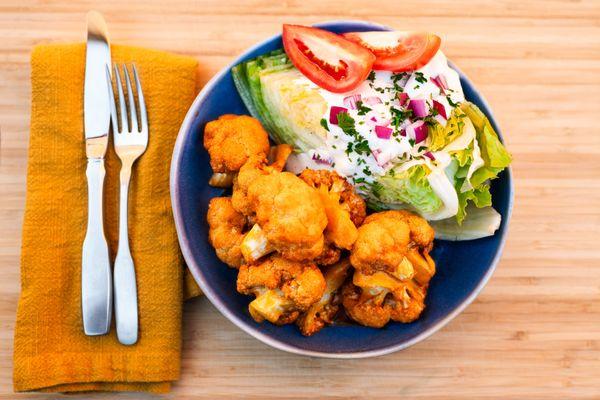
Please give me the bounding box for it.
[1,0,599,398]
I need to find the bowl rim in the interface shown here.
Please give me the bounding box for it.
[170,20,514,359]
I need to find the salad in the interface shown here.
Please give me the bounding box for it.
[232,25,511,240]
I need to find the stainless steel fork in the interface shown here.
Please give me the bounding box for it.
[106,64,148,345]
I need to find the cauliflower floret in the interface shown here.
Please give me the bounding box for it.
[343,210,436,328]
[240,170,328,262]
[233,146,328,263]
[297,259,351,336]
[232,144,293,216]
[350,210,435,279]
[299,170,366,250]
[342,268,430,328]
[203,114,270,187]
[299,169,366,226]
[342,280,392,328]
[237,255,326,325]
[232,156,266,216]
[364,210,435,250]
[350,213,411,277]
[207,197,248,268]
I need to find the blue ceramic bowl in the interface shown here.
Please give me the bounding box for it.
[171,21,513,358]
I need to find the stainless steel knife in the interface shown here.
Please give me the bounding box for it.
[82,10,112,336]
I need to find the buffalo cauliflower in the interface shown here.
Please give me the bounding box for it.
[231,144,293,216]
[342,210,436,328]
[297,259,351,336]
[206,197,248,268]
[239,169,328,263]
[203,114,270,187]
[299,169,366,250]
[342,266,431,328]
[350,210,434,280]
[237,255,326,325]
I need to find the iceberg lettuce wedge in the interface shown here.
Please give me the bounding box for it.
[231,51,511,240]
[232,51,327,152]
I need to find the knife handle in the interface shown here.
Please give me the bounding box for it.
[82,158,112,336]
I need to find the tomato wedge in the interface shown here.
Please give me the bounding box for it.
[282,24,376,93]
[342,31,441,72]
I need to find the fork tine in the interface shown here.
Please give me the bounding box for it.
[132,64,147,134]
[123,65,138,133]
[105,64,119,133]
[113,64,128,133]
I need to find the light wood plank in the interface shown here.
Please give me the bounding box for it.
[0,0,599,398]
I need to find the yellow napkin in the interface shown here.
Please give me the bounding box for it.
[14,43,200,393]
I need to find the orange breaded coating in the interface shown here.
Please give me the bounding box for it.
[342,281,392,328]
[314,243,342,266]
[299,170,366,250]
[342,267,432,328]
[232,156,266,216]
[364,210,435,250]
[350,213,411,276]
[203,114,270,173]
[342,211,436,328]
[297,259,351,336]
[207,197,248,268]
[350,210,435,277]
[231,144,293,216]
[237,255,326,325]
[247,171,328,261]
[299,169,366,226]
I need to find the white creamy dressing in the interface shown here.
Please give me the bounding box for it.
[286,51,481,220]
[287,70,410,179]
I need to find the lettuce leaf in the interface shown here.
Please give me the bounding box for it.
[453,144,473,170]
[460,102,512,188]
[371,164,442,215]
[427,107,467,151]
[451,102,511,224]
[430,206,502,241]
[456,183,492,224]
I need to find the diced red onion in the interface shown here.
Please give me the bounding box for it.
[432,99,447,119]
[343,94,361,110]
[431,75,448,93]
[397,92,409,105]
[372,148,394,167]
[406,120,428,144]
[400,129,406,137]
[424,151,435,161]
[414,122,428,143]
[363,96,382,106]
[311,153,333,166]
[375,125,392,140]
[329,106,347,124]
[408,99,429,118]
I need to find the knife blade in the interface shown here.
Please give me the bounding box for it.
[81,10,112,336]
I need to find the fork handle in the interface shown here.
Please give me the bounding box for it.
[82,158,112,336]
[114,161,139,345]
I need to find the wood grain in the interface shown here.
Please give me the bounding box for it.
[1,0,599,398]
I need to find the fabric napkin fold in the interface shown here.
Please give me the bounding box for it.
[14,43,201,393]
